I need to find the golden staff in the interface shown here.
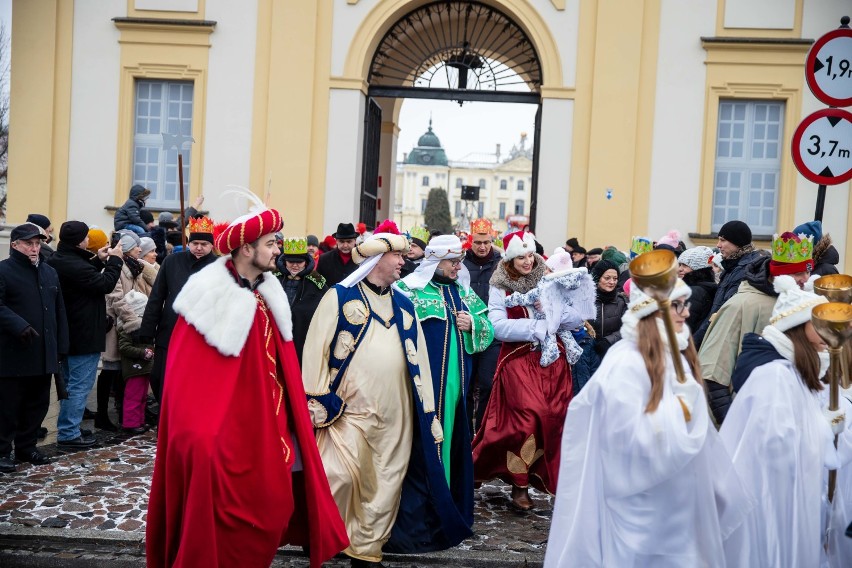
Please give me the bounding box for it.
[812,274,852,502]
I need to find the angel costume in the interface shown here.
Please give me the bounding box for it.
[721,352,852,567]
[545,282,752,567]
[302,232,471,563]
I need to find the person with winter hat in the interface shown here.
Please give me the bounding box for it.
[654,230,683,255]
[26,213,56,260]
[113,184,151,235]
[720,275,852,567]
[84,228,109,255]
[135,237,159,304]
[589,260,628,359]
[794,220,840,277]
[47,221,124,448]
[302,229,470,566]
[585,247,603,270]
[473,231,585,511]
[699,231,814,424]
[115,289,153,435]
[693,220,763,346]
[546,277,750,567]
[677,246,718,337]
[276,237,327,363]
[147,194,348,568]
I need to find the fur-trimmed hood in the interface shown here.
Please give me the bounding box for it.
[489,253,547,293]
[172,256,293,357]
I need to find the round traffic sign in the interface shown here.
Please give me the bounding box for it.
[791,108,852,185]
[805,27,852,107]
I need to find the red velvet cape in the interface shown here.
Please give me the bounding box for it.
[146,301,348,567]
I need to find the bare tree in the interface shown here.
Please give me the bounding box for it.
[0,23,8,222]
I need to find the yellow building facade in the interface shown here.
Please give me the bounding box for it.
[6,0,851,269]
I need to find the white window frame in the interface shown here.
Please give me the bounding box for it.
[712,99,784,235]
[132,79,194,208]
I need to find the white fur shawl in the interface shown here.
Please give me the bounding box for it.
[172,256,293,357]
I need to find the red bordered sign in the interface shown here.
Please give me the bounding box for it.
[805,27,852,107]
[791,108,852,185]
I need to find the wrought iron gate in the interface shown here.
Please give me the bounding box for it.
[359,98,382,229]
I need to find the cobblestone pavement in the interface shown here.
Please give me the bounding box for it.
[1,426,552,566]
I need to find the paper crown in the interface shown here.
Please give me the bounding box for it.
[772,232,813,264]
[630,236,653,259]
[188,216,215,235]
[493,236,504,250]
[282,237,308,256]
[470,218,493,234]
[408,226,430,245]
[769,232,814,276]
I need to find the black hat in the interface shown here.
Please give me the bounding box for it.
[26,213,51,230]
[11,222,47,242]
[587,247,603,256]
[158,211,179,229]
[591,259,619,282]
[306,235,320,247]
[718,220,752,248]
[140,209,154,224]
[565,237,580,250]
[59,221,90,246]
[333,222,358,240]
[573,245,587,255]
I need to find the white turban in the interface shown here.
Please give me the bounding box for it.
[399,234,471,291]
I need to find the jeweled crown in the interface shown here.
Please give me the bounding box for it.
[772,232,813,264]
[408,226,430,243]
[630,236,653,258]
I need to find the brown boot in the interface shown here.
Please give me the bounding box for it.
[510,485,534,511]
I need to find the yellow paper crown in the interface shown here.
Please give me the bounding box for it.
[408,226,430,243]
[470,218,493,235]
[188,216,214,234]
[282,237,308,256]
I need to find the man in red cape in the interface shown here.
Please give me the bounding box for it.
[146,203,348,568]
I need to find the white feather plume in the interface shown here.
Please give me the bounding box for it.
[221,185,268,229]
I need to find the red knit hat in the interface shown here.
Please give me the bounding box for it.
[215,209,284,255]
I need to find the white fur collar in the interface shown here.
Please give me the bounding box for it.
[172,256,293,357]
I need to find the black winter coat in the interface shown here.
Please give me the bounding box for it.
[316,249,357,287]
[0,250,69,376]
[113,185,148,230]
[813,243,840,276]
[682,268,717,336]
[694,249,763,347]
[463,248,503,304]
[140,250,216,346]
[590,291,627,355]
[47,243,123,355]
[276,256,326,363]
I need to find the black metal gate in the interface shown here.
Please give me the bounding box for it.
[359,98,382,229]
[529,103,542,233]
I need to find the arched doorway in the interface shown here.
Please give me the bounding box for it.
[359,1,543,231]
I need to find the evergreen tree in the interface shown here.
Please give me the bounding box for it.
[423,187,452,235]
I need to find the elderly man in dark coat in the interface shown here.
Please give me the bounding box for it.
[47,221,124,449]
[0,223,69,472]
[316,222,359,286]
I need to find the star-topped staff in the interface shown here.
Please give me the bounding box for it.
[161,131,195,247]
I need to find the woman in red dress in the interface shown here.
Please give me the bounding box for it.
[472,232,585,510]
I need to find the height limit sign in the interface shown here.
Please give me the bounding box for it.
[792,108,852,185]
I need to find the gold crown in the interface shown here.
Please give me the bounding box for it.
[470,218,493,234]
[188,216,214,234]
[282,237,308,255]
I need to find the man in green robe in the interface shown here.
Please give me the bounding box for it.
[396,234,493,526]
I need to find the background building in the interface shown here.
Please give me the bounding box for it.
[394,122,532,234]
[4,0,851,270]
